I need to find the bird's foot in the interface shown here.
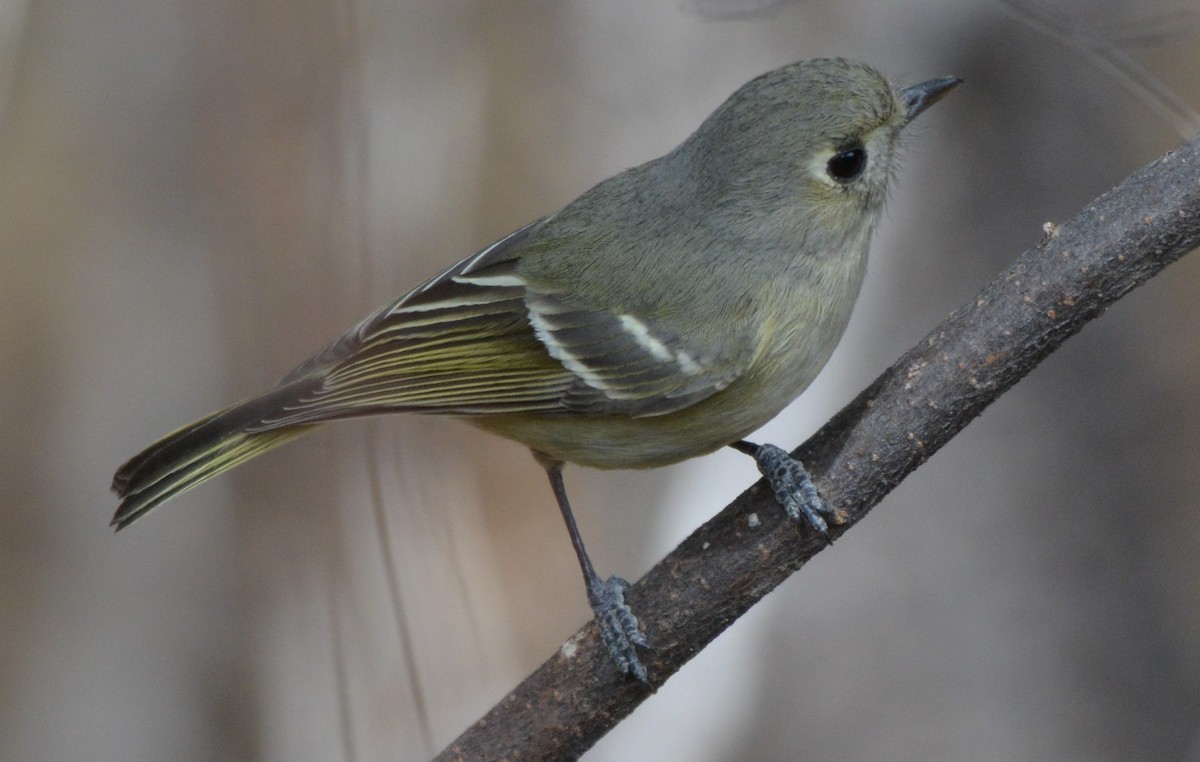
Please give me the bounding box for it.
[735,441,834,544]
[588,575,651,684]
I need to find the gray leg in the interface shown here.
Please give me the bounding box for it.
[538,455,651,684]
[731,440,833,543]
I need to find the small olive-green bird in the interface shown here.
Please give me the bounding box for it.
[113,58,958,683]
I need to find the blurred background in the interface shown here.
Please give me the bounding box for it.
[2,1,1199,760]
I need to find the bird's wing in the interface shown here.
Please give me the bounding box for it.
[254,221,750,428]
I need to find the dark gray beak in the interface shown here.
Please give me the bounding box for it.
[901,76,962,123]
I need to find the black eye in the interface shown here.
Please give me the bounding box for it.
[826,145,867,182]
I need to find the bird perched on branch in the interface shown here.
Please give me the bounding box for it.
[113,57,960,684]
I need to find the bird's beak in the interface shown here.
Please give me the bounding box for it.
[901,76,962,124]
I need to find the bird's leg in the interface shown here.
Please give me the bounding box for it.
[536,453,650,684]
[731,440,833,544]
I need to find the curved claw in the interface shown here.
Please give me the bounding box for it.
[588,575,651,684]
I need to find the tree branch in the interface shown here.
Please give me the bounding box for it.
[436,135,1200,761]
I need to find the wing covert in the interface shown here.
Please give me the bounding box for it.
[253,221,751,427]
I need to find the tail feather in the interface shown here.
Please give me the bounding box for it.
[111,381,317,530]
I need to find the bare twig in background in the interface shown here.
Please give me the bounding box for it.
[994,0,1200,137]
[436,136,1200,761]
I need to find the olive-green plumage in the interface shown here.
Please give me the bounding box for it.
[112,58,958,530]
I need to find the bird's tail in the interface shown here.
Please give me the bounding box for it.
[111,381,317,530]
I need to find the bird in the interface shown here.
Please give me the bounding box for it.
[112,57,960,684]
